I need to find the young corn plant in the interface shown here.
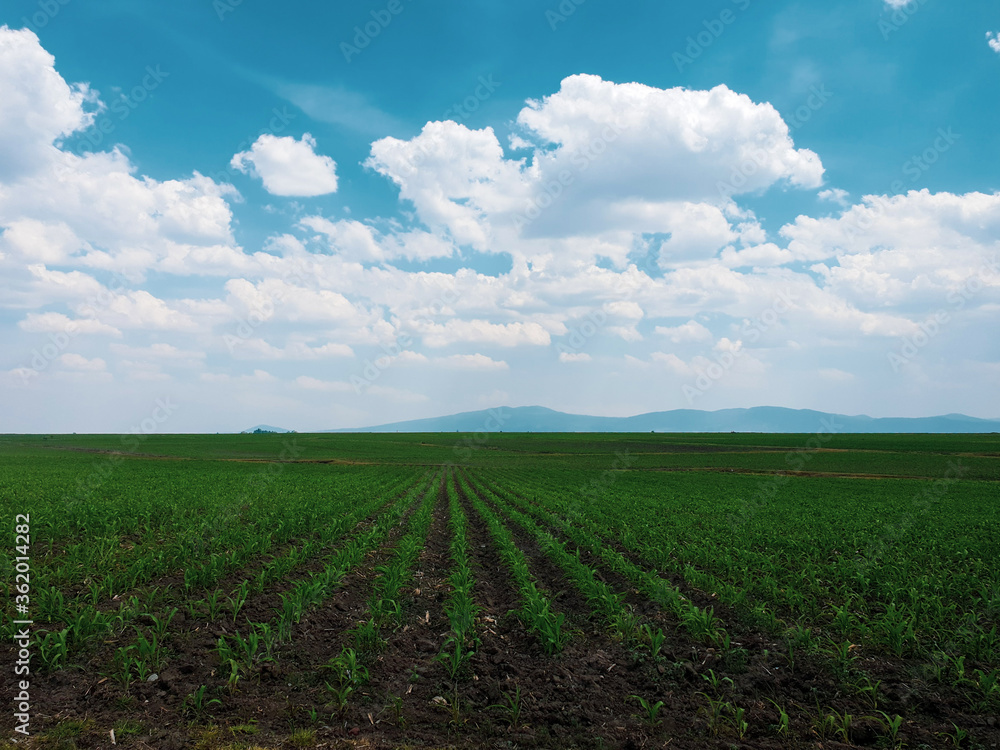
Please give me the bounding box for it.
[36,629,69,672]
[489,685,524,730]
[767,699,790,737]
[640,624,667,661]
[182,685,222,718]
[436,636,473,681]
[228,580,250,624]
[629,695,665,727]
[323,647,368,716]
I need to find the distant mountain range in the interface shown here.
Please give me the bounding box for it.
[323,406,1000,434]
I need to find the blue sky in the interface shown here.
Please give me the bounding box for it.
[1,0,998,432]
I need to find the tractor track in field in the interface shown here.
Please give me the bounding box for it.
[339,471,466,746]
[456,474,719,749]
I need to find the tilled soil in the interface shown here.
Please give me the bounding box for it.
[4,468,999,749]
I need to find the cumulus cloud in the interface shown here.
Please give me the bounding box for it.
[18,312,121,336]
[2,28,998,426]
[419,319,551,348]
[439,353,509,371]
[655,320,713,343]
[366,75,824,256]
[231,133,338,197]
[0,27,97,181]
[59,353,106,371]
[818,188,850,207]
[988,32,1000,54]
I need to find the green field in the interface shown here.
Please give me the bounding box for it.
[2,432,998,749]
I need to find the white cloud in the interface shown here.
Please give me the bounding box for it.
[59,353,106,371]
[818,188,850,207]
[18,312,121,336]
[988,32,1000,54]
[232,338,354,360]
[109,343,206,367]
[651,351,694,375]
[366,75,823,256]
[439,353,509,371]
[516,74,824,203]
[655,320,712,343]
[231,133,338,197]
[0,27,97,181]
[295,375,353,392]
[2,30,999,427]
[419,319,551,348]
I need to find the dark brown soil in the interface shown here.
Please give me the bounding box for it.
[3,468,999,750]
